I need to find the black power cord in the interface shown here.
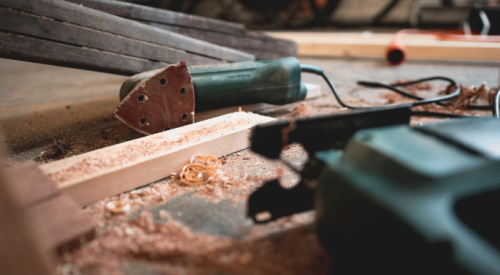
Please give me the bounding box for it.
[359,80,497,112]
[301,64,500,118]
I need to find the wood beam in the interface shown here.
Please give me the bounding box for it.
[40,112,275,206]
[66,0,297,60]
[0,0,254,75]
[268,32,500,62]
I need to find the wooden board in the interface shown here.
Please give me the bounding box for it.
[27,192,96,253]
[0,163,55,275]
[40,112,276,206]
[0,0,253,75]
[267,32,500,62]
[5,162,95,253]
[0,32,169,76]
[0,7,215,65]
[67,0,247,35]
[145,21,297,60]
[66,0,297,60]
[9,162,60,207]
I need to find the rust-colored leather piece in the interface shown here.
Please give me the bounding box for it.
[114,61,195,135]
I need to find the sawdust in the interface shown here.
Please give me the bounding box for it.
[82,144,306,226]
[35,138,72,162]
[63,145,327,275]
[46,113,271,184]
[26,117,141,165]
[62,211,328,275]
[291,102,312,118]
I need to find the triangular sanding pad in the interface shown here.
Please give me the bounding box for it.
[114,61,195,135]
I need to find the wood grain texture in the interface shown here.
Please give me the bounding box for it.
[0,7,217,65]
[0,162,55,275]
[66,0,247,35]
[145,21,297,60]
[27,193,96,253]
[65,0,297,60]
[40,112,276,206]
[0,0,253,75]
[5,162,96,253]
[268,32,500,62]
[0,31,167,75]
[7,162,59,207]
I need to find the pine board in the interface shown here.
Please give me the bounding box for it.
[268,32,500,62]
[40,112,275,206]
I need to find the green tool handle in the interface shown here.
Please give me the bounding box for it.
[120,57,307,111]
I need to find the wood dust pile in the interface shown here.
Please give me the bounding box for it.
[62,145,331,275]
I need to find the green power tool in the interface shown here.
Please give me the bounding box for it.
[115,57,307,135]
[248,107,500,275]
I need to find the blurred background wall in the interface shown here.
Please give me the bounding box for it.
[117,0,499,33]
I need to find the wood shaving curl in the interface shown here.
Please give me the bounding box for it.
[106,200,131,214]
[439,82,499,109]
[179,155,246,186]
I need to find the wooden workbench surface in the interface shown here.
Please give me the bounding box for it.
[1,57,499,275]
[1,57,498,163]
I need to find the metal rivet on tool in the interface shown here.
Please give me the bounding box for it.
[159,78,167,86]
[180,87,186,95]
[140,117,147,125]
[137,94,145,102]
[182,113,188,121]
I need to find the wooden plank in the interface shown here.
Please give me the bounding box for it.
[0,31,167,75]
[27,193,96,253]
[66,0,247,35]
[40,112,275,206]
[7,162,59,206]
[145,21,297,60]
[267,32,500,62]
[0,161,55,275]
[0,7,217,66]
[66,0,297,60]
[1,0,253,63]
[5,162,96,253]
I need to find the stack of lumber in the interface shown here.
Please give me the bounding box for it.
[268,32,500,62]
[66,0,297,60]
[0,0,254,75]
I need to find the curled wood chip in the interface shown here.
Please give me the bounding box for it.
[178,155,245,186]
[106,200,131,214]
